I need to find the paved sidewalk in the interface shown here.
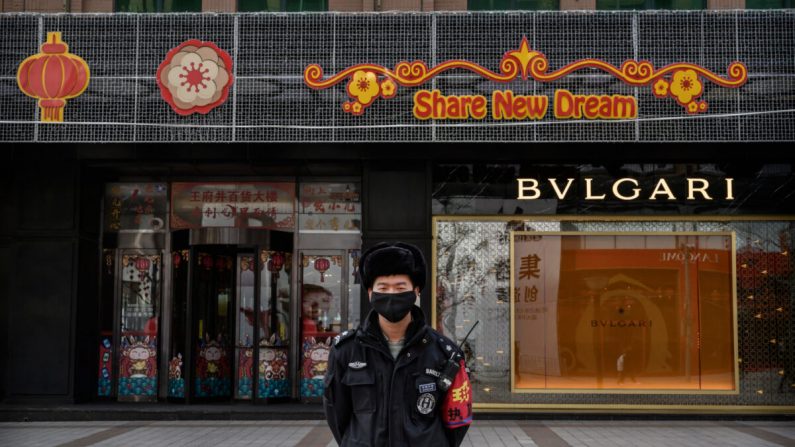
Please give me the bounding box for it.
[1,419,794,447]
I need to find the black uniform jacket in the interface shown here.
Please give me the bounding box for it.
[323,306,472,447]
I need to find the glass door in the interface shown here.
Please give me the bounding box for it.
[117,250,162,402]
[192,248,235,400]
[300,250,345,401]
[235,250,292,401]
[235,253,256,399]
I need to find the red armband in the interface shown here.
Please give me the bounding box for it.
[441,359,472,428]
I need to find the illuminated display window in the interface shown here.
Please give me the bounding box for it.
[510,232,738,393]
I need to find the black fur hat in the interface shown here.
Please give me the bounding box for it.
[359,242,426,291]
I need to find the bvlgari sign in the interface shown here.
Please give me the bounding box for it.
[516,177,735,201]
[304,37,747,119]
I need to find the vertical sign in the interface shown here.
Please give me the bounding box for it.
[512,233,561,388]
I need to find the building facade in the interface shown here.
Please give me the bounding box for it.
[1,4,794,414]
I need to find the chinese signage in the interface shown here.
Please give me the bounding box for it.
[511,232,737,393]
[299,183,361,233]
[304,37,747,119]
[171,182,295,230]
[104,183,168,232]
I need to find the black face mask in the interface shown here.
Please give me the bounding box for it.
[371,290,416,323]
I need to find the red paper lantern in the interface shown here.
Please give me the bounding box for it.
[201,254,214,270]
[135,257,151,272]
[314,257,330,283]
[16,32,90,122]
[173,252,182,269]
[268,252,285,273]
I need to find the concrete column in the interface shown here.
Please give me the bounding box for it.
[203,0,236,12]
[1,0,26,12]
[329,0,365,10]
[708,0,744,8]
[70,0,113,11]
[435,0,466,10]
[380,0,422,10]
[17,0,64,11]
[561,0,595,9]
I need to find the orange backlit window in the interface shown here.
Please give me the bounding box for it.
[511,232,737,393]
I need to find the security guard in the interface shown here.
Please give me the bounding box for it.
[324,242,472,447]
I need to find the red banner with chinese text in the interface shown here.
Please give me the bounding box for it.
[171,182,295,230]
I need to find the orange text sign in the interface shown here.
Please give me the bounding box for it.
[304,37,746,119]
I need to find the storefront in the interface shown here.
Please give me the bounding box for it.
[1,9,794,414]
[97,180,361,403]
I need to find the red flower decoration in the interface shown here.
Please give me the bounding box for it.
[156,40,234,116]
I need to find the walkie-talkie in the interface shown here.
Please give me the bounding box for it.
[437,321,479,392]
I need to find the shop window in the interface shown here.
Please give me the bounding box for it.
[115,0,201,12]
[596,0,706,8]
[238,0,327,11]
[511,232,736,392]
[746,0,795,8]
[297,181,361,401]
[118,252,163,401]
[300,253,343,401]
[434,217,794,407]
[100,183,168,402]
[469,0,560,9]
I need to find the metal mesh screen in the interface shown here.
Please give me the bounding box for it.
[435,218,795,407]
[1,10,793,142]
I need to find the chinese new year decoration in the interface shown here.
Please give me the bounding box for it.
[201,253,214,270]
[157,40,234,116]
[268,252,285,279]
[304,36,747,117]
[16,32,90,122]
[314,257,330,283]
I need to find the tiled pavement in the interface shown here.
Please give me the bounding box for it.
[0,419,794,447]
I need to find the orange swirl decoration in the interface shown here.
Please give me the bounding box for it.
[303,36,748,115]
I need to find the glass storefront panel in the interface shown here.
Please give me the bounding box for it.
[235,254,256,399]
[510,232,736,392]
[258,250,291,399]
[347,249,362,331]
[98,250,115,398]
[168,249,189,399]
[300,252,343,400]
[235,250,292,400]
[193,251,234,399]
[117,251,162,402]
[435,218,794,408]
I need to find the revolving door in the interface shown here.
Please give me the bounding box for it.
[167,229,292,403]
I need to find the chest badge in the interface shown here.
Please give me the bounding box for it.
[417,392,436,415]
[419,382,436,393]
[348,361,367,369]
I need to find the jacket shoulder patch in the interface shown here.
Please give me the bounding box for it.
[434,332,463,358]
[334,330,355,346]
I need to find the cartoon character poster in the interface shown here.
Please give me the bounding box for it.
[97,337,113,397]
[237,347,254,399]
[300,336,331,398]
[195,334,231,398]
[118,335,158,400]
[168,353,184,398]
[259,347,289,398]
